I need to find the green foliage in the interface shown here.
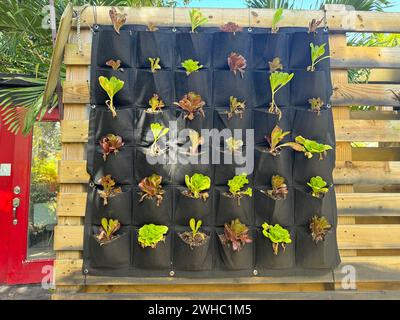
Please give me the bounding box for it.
[227,173,253,205]
[294,136,333,160]
[189,218,202,237]
[148,94,165,113]
[96,218,120,245]
[99,76,124,118]
[310,215,331,244]
[138,174,165,206]
[262,223,291,255]
[307,176,329,198]
[149,57,161,73]
[268,72,294,119]
[226,137,243,153]
[307,43,330,72]
[149,122,169,156]
[184,173,211,201]
[271,8,283,33]
[138,224,168,248]
[189,8,208,32]
[308,97,324,114]
[181,59,203,75]
[265,125,300,156]
[228,96,246,119]
[98,175,122,206]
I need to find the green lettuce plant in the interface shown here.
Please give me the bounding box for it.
[228,96,246,119]
[226,173,252,206]
[308,97,324,114]
[291,136,333,160]
[138,224,168,248]
[181,59,203,76]
[307,43,330,72]
[179,218,208,249]
[219,219,252,252]
[138,174,165,206]
[149,57,161,73]
[307,176,329,198]
[269,71,294,120]
[148,122,169,157]
[184,173,211,201]
[189,8,208,32]
[262,223,292,255]
[310,216,331,244]
[95,218,120,245]
[271,8,283,33]
[98,76,124,118]
[147,94,165,113]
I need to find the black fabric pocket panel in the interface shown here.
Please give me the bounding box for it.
[213,33,252,69]
[254,187,294,226]
[214,186,254,226]
[296,227,341,269]
[175,107,213,132]
[92,68,134,106]
[174,186,213,226]
[290,70,329,106]
[289,31,330,70]
[216,228,254,270]
[132,186,173,226]
[214,108,253,144]
[90,107,135,146]
[294,187,336,226]
[136,31,175,69]
[293,151,334,186]
[292,108,335,146]
[95,30,133,68]
[133,70,174,107]
[89,227,131,269]
[251,33,288,70]
[133,229,172,270]
[90,186,133,226]
[176,32,214,69]
[255,228,295,269]
[213,70,252,107]
[173,227,213,271]
[175,70,212,106]
[134,147,173,185]
[254,147,294,187]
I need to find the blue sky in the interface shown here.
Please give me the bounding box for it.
[177,0,400,12]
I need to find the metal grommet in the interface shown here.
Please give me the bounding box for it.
[89,182,95,188]
[94,24,99,30]
[120,68,124,73]
[247,27,253,32]
[253,269,258,276]
[326,103,332,109]
[83,269,89,274]
[90,104,96,109]
[169,270,175,276]
[172,27,177,33]
[323,26,329,33]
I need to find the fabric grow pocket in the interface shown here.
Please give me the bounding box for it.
[133,70,174,107]
[174,186,214,226]
[213,70,252,107]
[255,227,295,269]
[175,70,212,105]
[296,227,340,269]
[89,186,133,226]
[216,228,254,270]
[133,229,172,270]
[174,107,213,132]
[214,108,253,144]
[290,70,330,106]
[213,32,252,69]
[254,146,294,187]
[175,32,213,68]
[132,186,173,226]
[251,33,289,70]
[89,227,131,269]
[173,227,213,271]
[294,186,336,226]
[254,187,294,227]
[135,31,175,69]
[92,68,134,106]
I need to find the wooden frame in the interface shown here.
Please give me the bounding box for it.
[54,4,400,299]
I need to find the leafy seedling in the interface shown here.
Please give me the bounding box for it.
[189,8,208,32]
[106,59,122,71]
[96,218,120,245]
[179,218,209,248]
[271,8,283,33]
[262,223,292,255]
[265,175,288,200]
[308,17,324,34]
[310,215,332,244]
[147,94,165,113]
[226,173,253,206]
[219,219,252,252]
[228,96,246,119]
[109,7,127,34]
[268,57,283,73]
[184,173,211,201]
[138,224,168,248]
[269,71,294,120]
[307,43,330,72]
[98,76,124,118]
[138,174,165,206]
[147,22,158,32]
[149,57,161,73]
[292,136,333,160]
[265,125,298,156]
[189,130,204,155]
[307,176,329,198]
[174,92,206,120]
[308,97,324,114]
[97,175,122,206]
[226,137,243,153]
[99,133,124,161]
[220,22,243,34]
[228,52,247,78]
[148,122,169,157]
[181,59,203,76]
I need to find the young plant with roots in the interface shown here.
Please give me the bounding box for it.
[147,94,165,113]
[179,218,209,249]
[95,218,121,245]
[174,92,206,120]
[184,173,211,201]
[226,173,253,206]
[269,71,294,120]
[149,57,161,73]
[264,175,289,200]
[262,223,292,255]
[307,176,329,198]
[98,76,124,118]
[99,134,124,161]
[148,122,169,157]
[189,8,208,32]
[228,96,246,119]
[97,175,122,206]
[265,125,297,156]
[138,174,165,206]
[310,216,332,244]
[307,43,330,72]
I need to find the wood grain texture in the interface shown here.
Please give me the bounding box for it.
[352,147,400,161]
[337,193,400,216]
[57,193,87,217]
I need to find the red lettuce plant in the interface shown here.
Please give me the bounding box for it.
[95,218,120,245]
[99,134,124,161]
[264,175,288,200]
[220,22,243,34]
[228,52,247,78]
[138,174,165,206]
[219,219,252,252]
[174,92,206,120]
[109,7,127,34]
[98,175,122,206]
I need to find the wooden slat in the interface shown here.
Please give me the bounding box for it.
[64,43,91,65]
[337,193,400,216]
[58,160,90,183]
[54,226,84,250]
[352,147,400,161]
[335,120,400,142]
[61,120,89,143]
[63,80,89,104]
[351,110,400,121]
[57,193,87,217]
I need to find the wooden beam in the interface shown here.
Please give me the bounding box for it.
[352,147,400,161]
[61,120,88,143]
[57,193,87,217]
[337,193,400,216]
[334,120,400,142]
[64,43,91,66]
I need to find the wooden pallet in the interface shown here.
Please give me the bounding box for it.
[54,4,400,299]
